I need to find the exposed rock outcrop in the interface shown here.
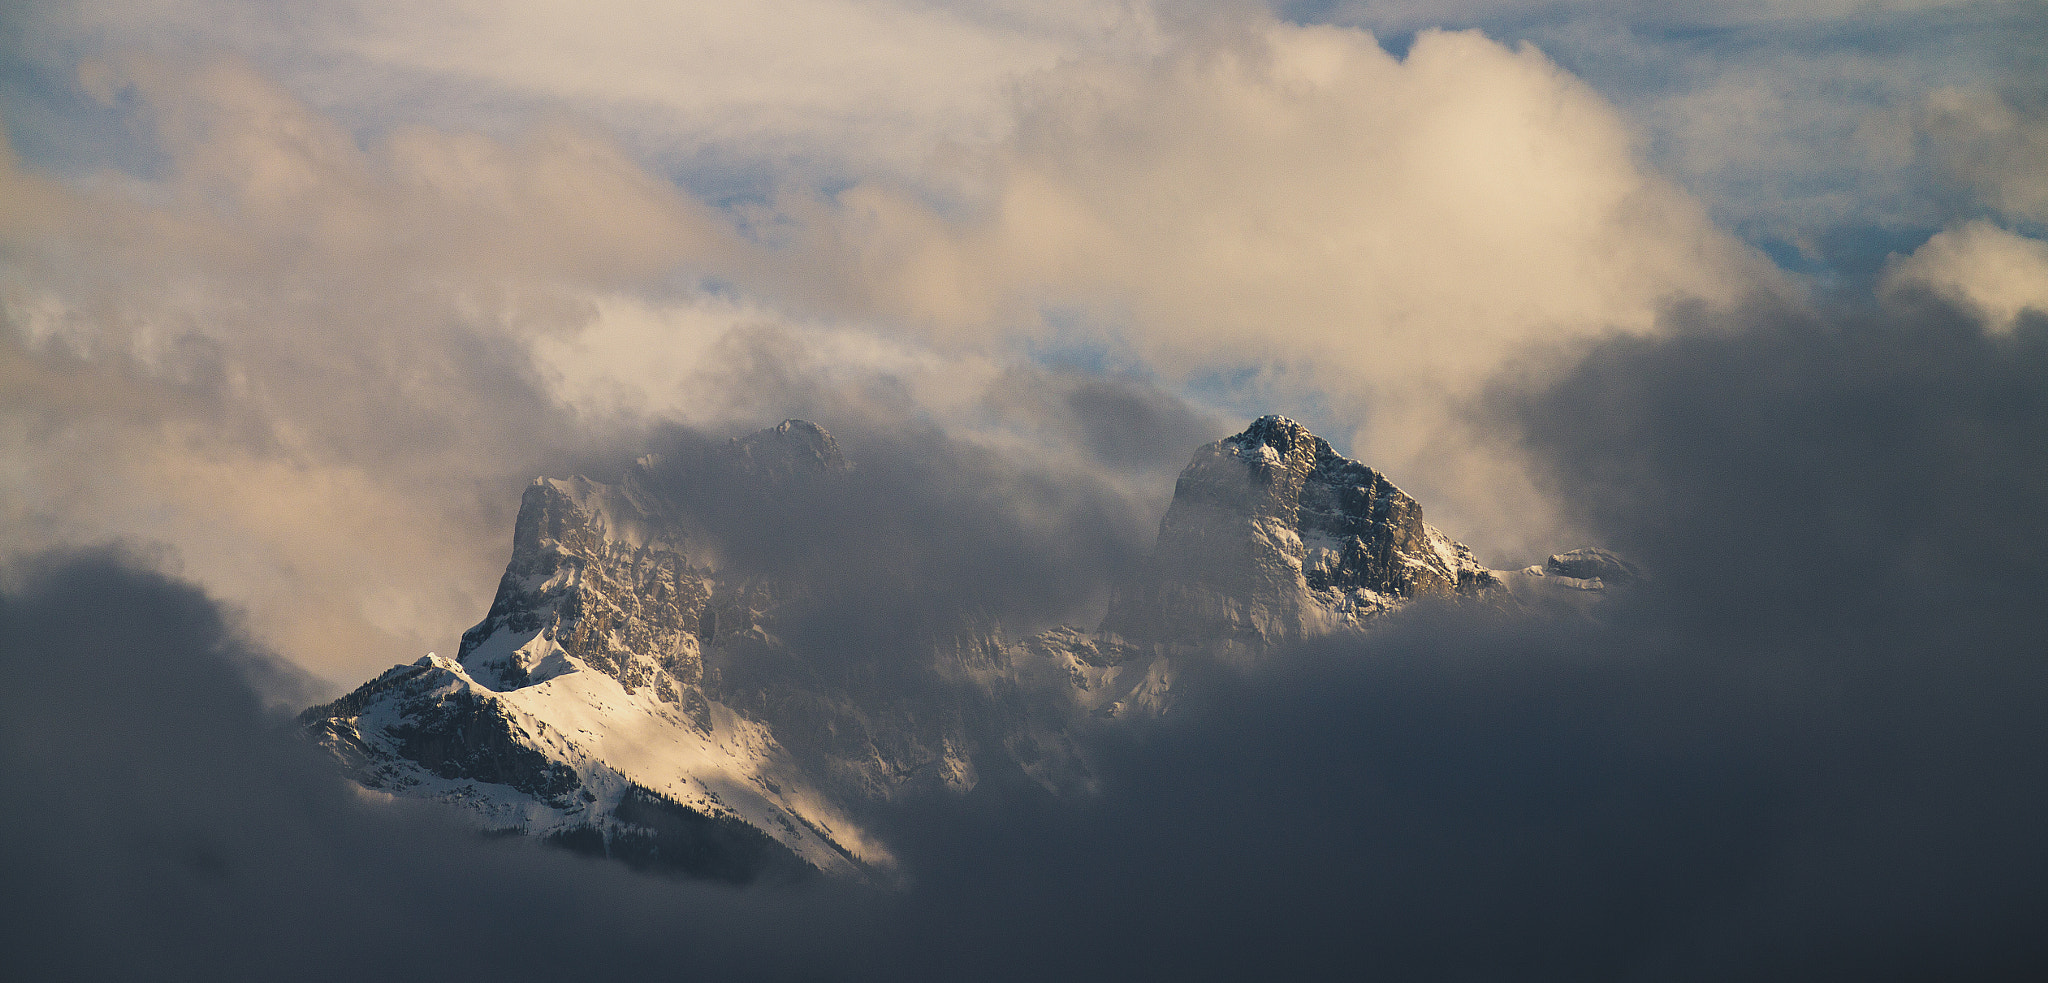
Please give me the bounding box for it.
[1105,415,1494,648]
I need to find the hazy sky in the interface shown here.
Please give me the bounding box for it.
[4,2,2048,978]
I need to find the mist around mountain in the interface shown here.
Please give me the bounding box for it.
[299,413,1599,882]
[6,295,2048,980]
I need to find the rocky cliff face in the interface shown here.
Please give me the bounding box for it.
[301,425,884,883]
[303,416,1620,881]
[459,476,709,701]
[1105,416,1494,649]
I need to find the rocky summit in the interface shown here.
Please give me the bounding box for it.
[301,416,1622,883]
[1105,415,1495,649]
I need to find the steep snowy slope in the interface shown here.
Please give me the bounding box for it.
[303,423,886,880]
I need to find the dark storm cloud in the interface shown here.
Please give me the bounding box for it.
[863,605,2042,980]
[841,291,2048,979]
[616,334,1220,653]
[0,546,887,981]
[9,292,2048,980]
[627,414,1158,694]
[1501,291,2048,645]
[890,291,2048,978]
[860,612,1790,981]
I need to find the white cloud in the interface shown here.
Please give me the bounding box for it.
[1312,0,2014,37]
[36,0,1166,191]
[1309,1,2048,255]
[2,11,1796,680]
[0,56,746,684]
[775,23,1774,557]
[1883,221,2048,332]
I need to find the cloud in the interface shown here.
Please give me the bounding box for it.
[870,279,2048,981]
[810,24,1762,382]
[1498,290,2048,636]
[14,2,2034,704]
[1924,85,2048,225]
[1881,220,2048,333]
[3,14,1785,685]
[0,55,742,684]
[25,0,1167,195]
[771,22,1773,562]
[978,363,1232,480]
[631,418,1163,645]
[1301,0,2048,293]
[0,46,1227,684]
[0,546,893,981]
[5,3,2047,979]
[816,289,2048,979]
[14,270,2048,983]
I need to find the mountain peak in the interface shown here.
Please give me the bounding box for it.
[1230,414,1326,457]
[1104,416,1493,646]
[724,419,847,482]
